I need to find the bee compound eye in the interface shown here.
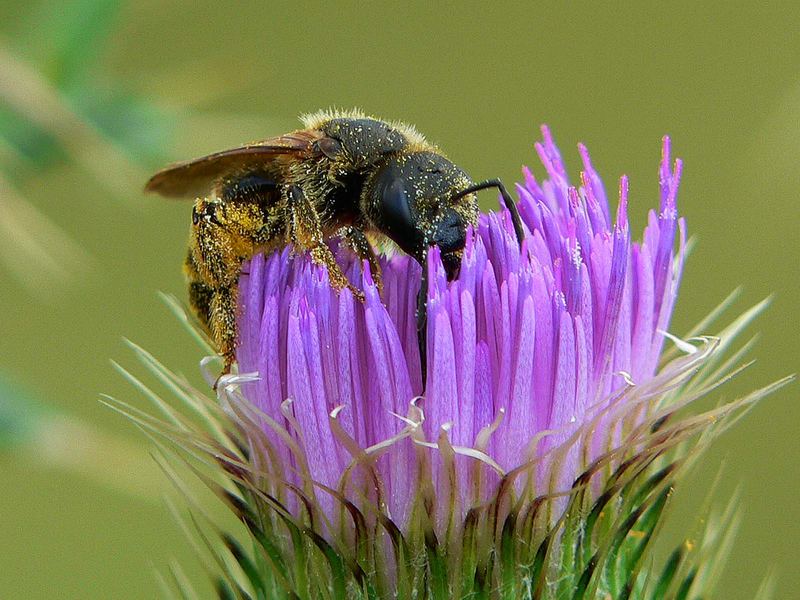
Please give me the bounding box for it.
[382,180,413,232]
[377,176,425,258]
[317,137,343,159]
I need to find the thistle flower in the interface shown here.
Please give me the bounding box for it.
[234,126,683,521]
[116,127,790,599]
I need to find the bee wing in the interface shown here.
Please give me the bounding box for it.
[144,130,325,198]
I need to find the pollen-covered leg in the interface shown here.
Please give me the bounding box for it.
[184,249,214,332]
[288,185,365,301]
[184,202,248,382]
[309,245,365,301]
[188,281,214,332]
[209,285,238,379]
[342,226,383,293]
[189,196,263,288]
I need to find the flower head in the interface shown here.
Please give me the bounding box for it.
[120,127,786,599]
[234,126,684,524]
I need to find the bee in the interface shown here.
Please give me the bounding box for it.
[145,109,523,385]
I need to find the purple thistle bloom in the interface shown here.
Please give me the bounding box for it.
[233,125,686,529]
[117,123,790,598]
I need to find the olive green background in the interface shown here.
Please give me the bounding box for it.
[1,2,797,598]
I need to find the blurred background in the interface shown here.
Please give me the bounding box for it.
[0,1,797,598]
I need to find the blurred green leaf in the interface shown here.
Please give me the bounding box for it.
[0,374,45,449]
[69,86,175,166]
[0,0,171,181]
[0,104,65,178]
[0,41,162,195]
[0,372,162,500]
[19,0,122,90]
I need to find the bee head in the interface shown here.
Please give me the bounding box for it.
[367,152,478,280]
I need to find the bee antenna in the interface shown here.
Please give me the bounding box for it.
[451,179,525,246]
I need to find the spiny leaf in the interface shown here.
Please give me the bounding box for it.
[497,510,514,593]
[616,488,671,598]
[168,559,202,600]
[674,567,697,600]
[753,571,777,600]
[651,548,684,599]
[216,578,237,600]
[304,527,350,600]
[190,514,253,600]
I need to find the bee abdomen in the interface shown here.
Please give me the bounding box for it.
[219,172,279,203]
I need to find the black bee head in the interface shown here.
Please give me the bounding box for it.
[367,152,477,280]
[432,207,467,280]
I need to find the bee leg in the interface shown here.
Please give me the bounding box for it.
[184,249,214,333]
[308,245,366,301]
[342,226,383,293]
[416,250,429,388]
[188,281,214,331]
[287,185,365,301]
[209,284,238,389]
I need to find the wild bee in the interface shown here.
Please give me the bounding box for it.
[146,109,523,384]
